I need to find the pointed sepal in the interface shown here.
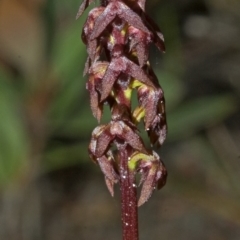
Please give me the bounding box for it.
[76,0,95,19]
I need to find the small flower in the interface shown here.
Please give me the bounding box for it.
[82,7,105,73]
[128,151,167,206]
[99,56,155,101]
[90,0,150,40]
[88,120,147,159]
[86,61,108,121]
[132,83,164,130]
[147,98,167,146]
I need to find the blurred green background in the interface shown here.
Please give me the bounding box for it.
[0,0,240,239]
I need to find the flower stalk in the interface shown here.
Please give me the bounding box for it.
[77,0,167,239]
[119,145,138,240]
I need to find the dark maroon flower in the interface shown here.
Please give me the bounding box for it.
[89,120,147,159]
[100,56,155,101]
[90,0,150,40]
[128,151,167,206]
[82,7,105,71]
[86,61,108,121]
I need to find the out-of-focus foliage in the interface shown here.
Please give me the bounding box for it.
[0,0,240,239]
[0,71,29,184]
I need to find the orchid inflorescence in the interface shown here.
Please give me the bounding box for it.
[77,0,167,206]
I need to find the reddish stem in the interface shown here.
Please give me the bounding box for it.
[119,146,139,240]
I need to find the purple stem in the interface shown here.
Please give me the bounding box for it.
[119,146,139,240]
